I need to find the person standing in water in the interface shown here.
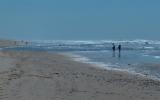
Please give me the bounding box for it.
[118,44,121,58]
[112,43,116,51]
[112,43,116,57]
[118,44,121,52]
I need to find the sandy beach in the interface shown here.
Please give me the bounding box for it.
[0,50,159,100]
[0,39,29,48]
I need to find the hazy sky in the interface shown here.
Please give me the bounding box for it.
[0,0,160,40]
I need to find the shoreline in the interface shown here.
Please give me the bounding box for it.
[0,50,159,99]
[62,52,160,82]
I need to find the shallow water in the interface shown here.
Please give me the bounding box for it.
[71,50,160,78]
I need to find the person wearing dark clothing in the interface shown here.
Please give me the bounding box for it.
[118,44,121,52]
[112,43,116,57]
[118,44,121,58]
[112,43,116,51]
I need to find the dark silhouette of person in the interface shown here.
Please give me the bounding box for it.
[118,44,121,52]
[112,43,116,57]
[112,43,116,51]
[25,41,28,45]
[145,42,149,45]
[118,44,121,58]
[14,41,16,45]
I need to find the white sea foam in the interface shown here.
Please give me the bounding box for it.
[62,52,109,69]
[61,52,160,81]
[144,46,154,49]
[30,39,160,45]
[154,56,160,59]
[28,39,160,51]
[143,54,149,57]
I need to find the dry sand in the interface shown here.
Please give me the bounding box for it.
[0,39,29,48]
[0,51,159,100]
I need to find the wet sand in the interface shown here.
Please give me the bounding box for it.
[0,51,160,100]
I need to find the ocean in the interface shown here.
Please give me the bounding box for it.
[3,39,160,80]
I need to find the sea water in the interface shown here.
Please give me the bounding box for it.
[3,39,160,80]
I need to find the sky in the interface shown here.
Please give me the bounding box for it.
[0,0,160,40]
